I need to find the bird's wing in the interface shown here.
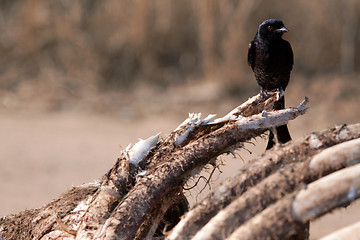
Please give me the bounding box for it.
[285,40,294,71]
[247,40,256,70]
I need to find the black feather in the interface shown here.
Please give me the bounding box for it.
[248,19,294,149]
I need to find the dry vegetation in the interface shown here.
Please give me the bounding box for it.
[0,0,359,118]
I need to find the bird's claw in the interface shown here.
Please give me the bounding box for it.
[260,89,271,99]
[260,88,284,101]
[260,89,265,98]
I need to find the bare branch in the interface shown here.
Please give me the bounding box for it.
[11,94,360,240]
[292,163,360,223]
[227,163,360,240]
[167,124,360,240]
[100,97,308,239]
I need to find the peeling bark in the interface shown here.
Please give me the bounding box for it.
[168,124,360,240]
[1,92,359,240]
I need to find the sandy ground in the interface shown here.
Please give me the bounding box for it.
[0,111,359,239]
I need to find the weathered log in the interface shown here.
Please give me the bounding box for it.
[227,163,360,240]
[168,125,360,240]
[2,90,360,240]
[2,92,303,240]
[1,90,360,240]
[0,183,100,240]
[101,96,308,240]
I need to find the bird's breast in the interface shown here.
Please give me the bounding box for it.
[253,42,291,90]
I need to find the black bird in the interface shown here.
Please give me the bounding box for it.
[248,19,293,149]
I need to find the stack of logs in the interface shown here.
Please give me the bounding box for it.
[1,92,359,240]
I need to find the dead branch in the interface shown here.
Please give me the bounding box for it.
[99,95,307,240]
[293,155,360,223]
[228,163,360,240]
[2,93,360,240]
[168,125,360,240]
[0,92,301,240]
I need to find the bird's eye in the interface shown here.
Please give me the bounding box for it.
[267,26,273,30]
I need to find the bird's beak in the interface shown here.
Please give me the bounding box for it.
[276,27,289,33]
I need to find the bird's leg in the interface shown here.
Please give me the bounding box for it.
[276,87,285,101]
[260,89,267,98]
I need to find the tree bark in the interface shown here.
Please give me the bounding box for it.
[2,92,360,240]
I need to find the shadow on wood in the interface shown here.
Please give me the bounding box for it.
[1,92,359,240]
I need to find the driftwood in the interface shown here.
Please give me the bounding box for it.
[169,126,360,240]
[1,92,359,240]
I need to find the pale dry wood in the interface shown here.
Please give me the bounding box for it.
[191,161,307,240]
[101,98,308,240]
[309,138,360,174]
[167,124,360,240]
[0,92,294,240]
[292,163,360,223]
[1,99,360,240]
[227,157,360,240]
[2,102,360,240]
[4,95,360,240]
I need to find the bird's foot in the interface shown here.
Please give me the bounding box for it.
[260,89,272,98]
[260,88,284,101]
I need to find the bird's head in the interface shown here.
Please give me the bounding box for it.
[258,19,289,40]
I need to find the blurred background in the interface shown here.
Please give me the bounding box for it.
[0,0,359,238]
